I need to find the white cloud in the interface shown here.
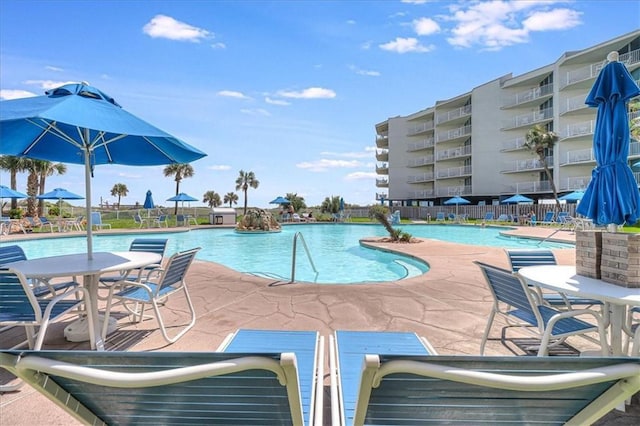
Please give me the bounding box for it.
[345,171,377,180]
[320,148,375,159]
[210,42,226,49]
[208,165,232,171]
[240,108,270,116]
[217,90,250,99]
[361,41,373,50]
[413,17,440,36]
[401,0,430,4]
[445,1,582,50]
[346,19,356,25]
[349,65,381,77]
[0,89,37,100]
[23,79,77,90]
[45,65,64,72]
[379,37,434,53]
[523,8,582,32]
[265,97,291,106]
[143,15,210,42]
[277,87,336,99]
[296,159,363,172]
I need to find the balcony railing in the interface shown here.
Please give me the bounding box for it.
[375,150,388,162]
[376,164,389,174]
[502,83,553,108]
[436,145,472,161]
[436,104,472,124]
[503,157,553,173]
[560,94,590,115]
[376,178,388,187]
[502,180,553,194]
[376,135,389,148]
[435,125,472,144]
[407,121,434,136]
[502,107,553,130]
[501,137,527,152]
[561,142,640,165]
[436,165,472,179]
[560,48,640,89]
[435,185,472,197]
[559,176,590,191]
[412,190,435,198]
[407,137,435,152]
[561,120,595,139]
[407,173,434,183]
[407,155,434,167]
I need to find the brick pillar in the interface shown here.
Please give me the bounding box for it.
[601,232,640,288]
[575,230,602,279]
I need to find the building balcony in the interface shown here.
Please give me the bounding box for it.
[502,83,553,109]
[435,104,472,125]
[502,157,553,173]
[435,125,472,144]
[559,94,592,116]
[406,120,434,136]
[376,164,389,175]
[435,185,472,197]
[559,176,591,192]
[407,155,434,167]
[500,137,527,152]
[436,165,472,179]
[560,48,640,90]
[501,107,553,130]
[376,135,389,148]
[502,180,553,194]
[436,145,472,161]
[375,192,388,202]
[560,120,595,140]
[376,178,388,188]
[375,150,388,162]
[407,137,435,152]
[407,173,434,183]
[412,189,435,199]
[560,142,640,165]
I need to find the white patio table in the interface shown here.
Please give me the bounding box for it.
[519,265,640,356]
[5,251,162,351]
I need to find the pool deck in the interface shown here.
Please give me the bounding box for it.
[1,223,638,425]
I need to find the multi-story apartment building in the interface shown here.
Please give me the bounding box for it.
[375,30,640,207]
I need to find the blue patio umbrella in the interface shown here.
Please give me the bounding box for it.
[143,190,155,217]
[37,187,84,221]
[167,192,198,214]
[501,194,533,204]
[0,185,28,199]
[0,82,207,258]
[269,196,290,205]
[576,53,640,226]
[444,196,470,216]
[559,191,585,203]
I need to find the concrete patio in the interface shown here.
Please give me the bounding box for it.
[1,224,638,425]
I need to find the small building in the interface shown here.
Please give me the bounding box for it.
[209,208,237,225]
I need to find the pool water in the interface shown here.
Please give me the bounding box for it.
[4,224,572,284]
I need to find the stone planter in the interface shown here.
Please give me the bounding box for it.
[600,232,640,288]
[575,230,602,279]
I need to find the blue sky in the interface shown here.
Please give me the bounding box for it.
[1,0,639,209]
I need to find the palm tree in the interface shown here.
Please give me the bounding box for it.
[0,155,28,210]
[110,183,129,208]
[163,163,195,214]
[285,192,306,213]
[24,160,39,218]
[223,192,238,208]
[35,160,66,216]
[321,195,341,214]
[203,190,222,208]
[524,124,561,211]
[235,170,260,215]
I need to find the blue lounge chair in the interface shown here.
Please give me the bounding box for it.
[153,214,169,227]
[539,211,555,225]
[474,261,607,356]
[483,211,495,221]
[218,329,324,426]
[0,344,321,425]
[435,212,445,221]
[330,330,436,426]
[505,249,603,310]
[329,330,640,426]
[90,212,111,230]
[37,216,55,232]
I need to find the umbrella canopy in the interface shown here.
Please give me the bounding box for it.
[167,192,198,202]
[444,196,470,216]
[0,185,28,199]
[37,187,84,221]
[501,194,533,204]
[559,191,585,203]
[0,83,207,257]
[269,196,290,205]
[576,53,640,226]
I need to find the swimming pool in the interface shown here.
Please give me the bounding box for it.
[4,224,572,284]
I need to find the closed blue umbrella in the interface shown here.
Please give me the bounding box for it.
[576,53,640,226]
[339,197,345,212]
[143,190,155,217]
[0,83,206,257]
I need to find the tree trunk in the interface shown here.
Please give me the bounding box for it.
[174,179,180,215]
[26,171,38,218]
[539,153,561,211]
[38,173,46,216]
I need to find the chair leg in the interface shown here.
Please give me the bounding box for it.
[480,310,496,355]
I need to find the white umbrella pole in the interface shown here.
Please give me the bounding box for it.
[83,132,93,259]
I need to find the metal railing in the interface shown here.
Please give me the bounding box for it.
[290,232,317,283]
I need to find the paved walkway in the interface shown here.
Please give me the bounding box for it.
[1,224,637,424]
